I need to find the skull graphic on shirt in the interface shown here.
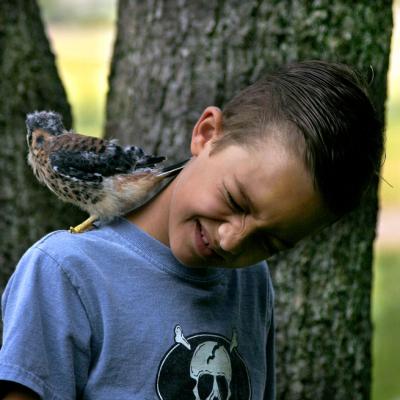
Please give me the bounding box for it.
[156,325,251,400]
[190,341,232,400]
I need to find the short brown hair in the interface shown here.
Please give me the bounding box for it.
[213,60,383,216]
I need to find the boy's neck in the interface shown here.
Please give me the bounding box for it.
[126,178,175,247]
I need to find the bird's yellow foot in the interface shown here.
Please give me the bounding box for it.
[69,216,97,234]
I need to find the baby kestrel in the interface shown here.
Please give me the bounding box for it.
[26,110,187,233]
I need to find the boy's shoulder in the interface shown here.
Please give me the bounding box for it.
[19,219,132,277]
[32,224,114,261]
[8,220,136,298]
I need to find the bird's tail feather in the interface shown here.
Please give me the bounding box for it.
[124,145,165,168]
[137,155,166,168]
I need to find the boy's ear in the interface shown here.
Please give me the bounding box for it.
[190,106,223,156]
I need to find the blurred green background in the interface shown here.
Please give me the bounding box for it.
[38,0,400,398]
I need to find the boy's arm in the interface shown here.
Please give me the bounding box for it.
[4,395,37,400]
[0,381,39,400]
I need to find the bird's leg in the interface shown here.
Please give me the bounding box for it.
[69,215,98,234]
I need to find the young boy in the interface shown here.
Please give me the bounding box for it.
[0,60,382,400]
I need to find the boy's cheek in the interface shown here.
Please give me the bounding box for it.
[175,193,224,222]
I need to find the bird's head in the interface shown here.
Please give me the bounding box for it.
[26,110,66,146]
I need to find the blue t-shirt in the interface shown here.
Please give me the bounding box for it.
[0,218,275,400]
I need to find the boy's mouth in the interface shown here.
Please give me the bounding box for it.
[199,223,209,246]
[195,220,218,259]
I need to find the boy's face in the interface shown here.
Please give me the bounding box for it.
[167,107,332,268]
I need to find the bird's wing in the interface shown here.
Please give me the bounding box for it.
[49,133,165,182]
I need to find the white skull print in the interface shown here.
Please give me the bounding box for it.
[190,341,232,400]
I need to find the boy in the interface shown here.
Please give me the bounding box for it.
[0,60,383,399]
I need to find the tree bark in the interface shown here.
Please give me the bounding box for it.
[0,1,85,288]
[105,1,392,398]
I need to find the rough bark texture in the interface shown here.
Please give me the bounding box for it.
[0,1,85,289]
[105,1,392,398]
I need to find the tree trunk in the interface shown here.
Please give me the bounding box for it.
[0,1,85,289]
[105,1,392,398]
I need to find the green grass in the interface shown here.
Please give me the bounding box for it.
[381,98,400,207]
[382,1,400,208]
[372,249,400,400]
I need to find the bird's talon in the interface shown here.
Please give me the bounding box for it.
[69,226,82,234]
[69,224,94,234]
[69,216,97,234]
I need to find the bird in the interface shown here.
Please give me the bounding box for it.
[26,110,188,233]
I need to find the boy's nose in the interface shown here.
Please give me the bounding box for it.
[218,218,250,254]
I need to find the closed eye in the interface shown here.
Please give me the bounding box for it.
[225,187,244,213]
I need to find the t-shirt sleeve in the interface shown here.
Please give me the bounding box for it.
[0,245,92,400]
